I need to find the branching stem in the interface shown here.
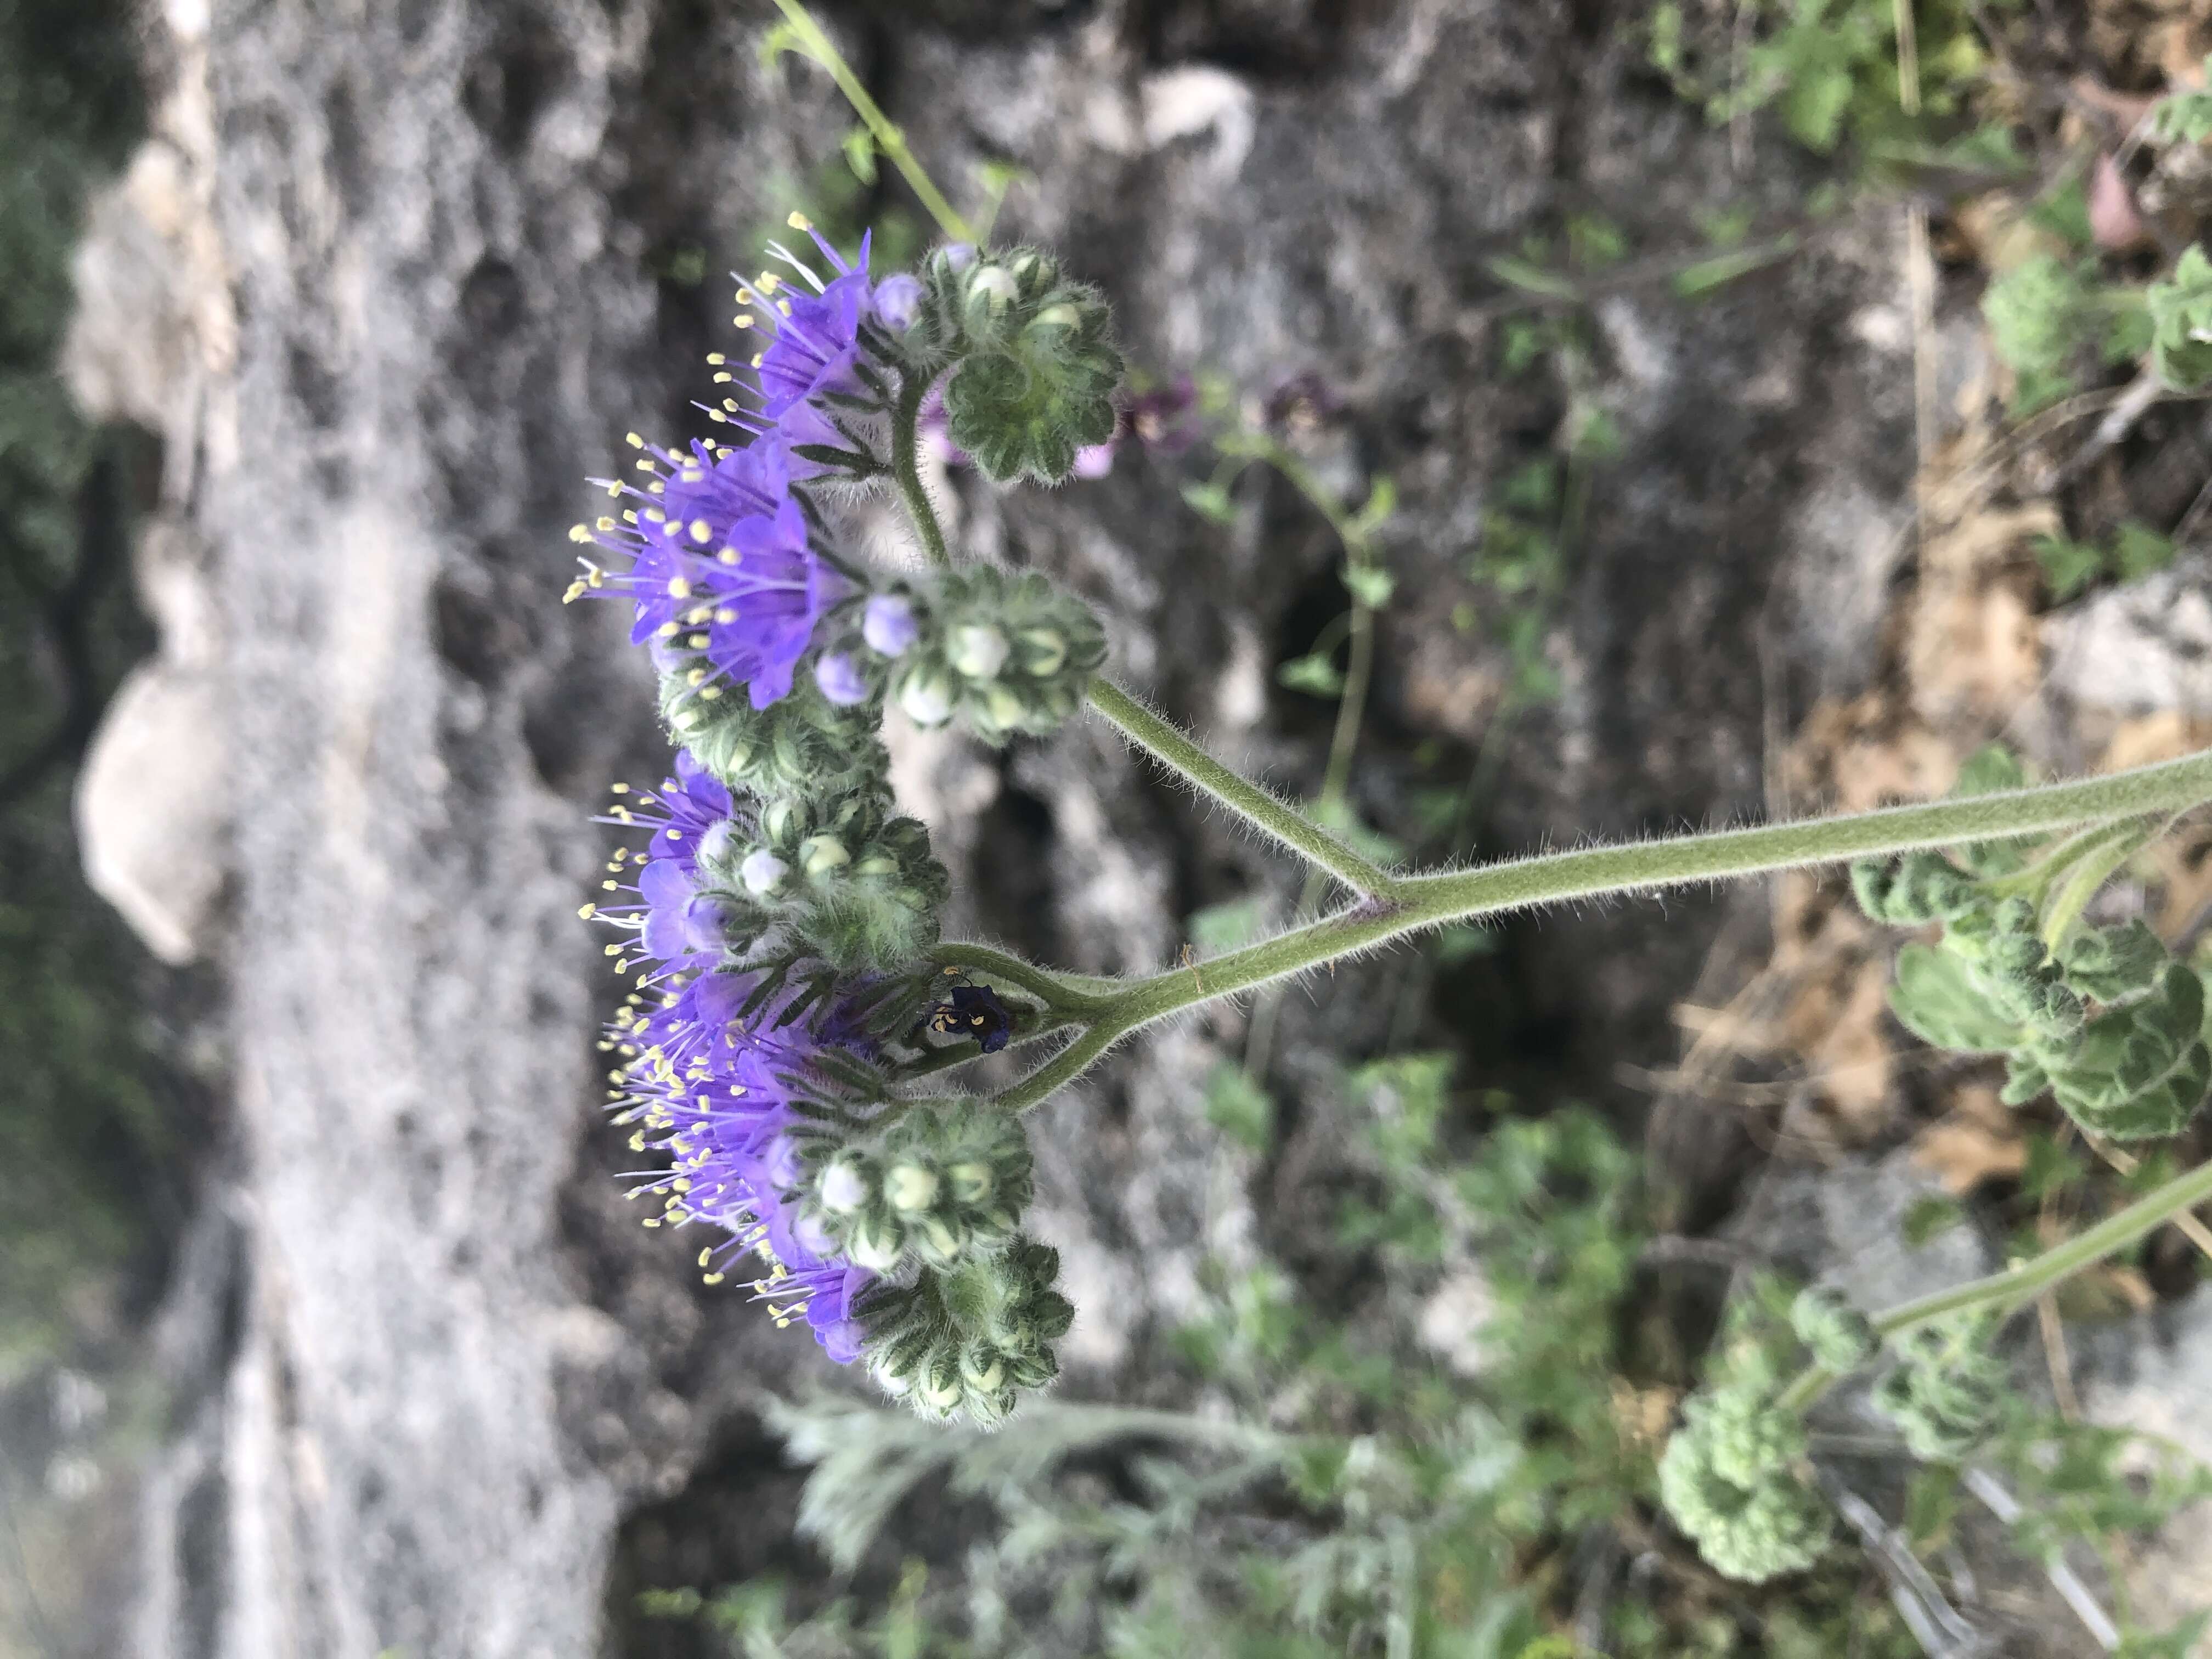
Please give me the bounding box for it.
[1087,679,1402,902]
[766,0,975,244]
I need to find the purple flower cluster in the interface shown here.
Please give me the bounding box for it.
[595,753,874,1363]
[567,221,917,712]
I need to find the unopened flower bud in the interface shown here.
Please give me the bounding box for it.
[764,798,796,842]
[814,651,870,707]
[850,1215,905,1273]
[793,1209,839,1257]
[819,1158,870,1215]
[938,242,976,272]
[863,594,919,657]
[681,895,736,953]
[1016,627,1068,676]
[948,624,1010,680]
[961,1344,1006,1392]
[968,264,1018,312]
[885,1162,940,1213]
[919,1364,965,1412]
[979,684,1026,734]
[697,820,736,864]
[948,1161,994,1204]
[854,854,900,878]
[899,671,954,726]
[872,273,923,332]
[800,834,851,876]
[740,849,788,895]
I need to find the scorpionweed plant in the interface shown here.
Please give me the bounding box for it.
[571,0,2212,1600]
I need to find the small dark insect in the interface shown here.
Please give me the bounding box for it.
[927,972,1015,1053]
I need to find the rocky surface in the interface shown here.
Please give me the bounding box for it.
[65,0,1961,1653]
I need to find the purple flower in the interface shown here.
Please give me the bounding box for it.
[593,759,744,977]
[608,969,882,1365]
[751,229,874,419]
[863,594,919,657]
[1128,374,1207,454]
[581,433,851,708]
[814,650,870,706]
[1073,441,1118,479]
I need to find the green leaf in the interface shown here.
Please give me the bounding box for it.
[1672,240,1795,299]
[2034,534,2103,602]
[1205,1060,1275,1153]
[1180,479,1239,525]
[1889,942,2021,1053]
[2112,520,2177,583]
[1902,1193,1967,1246]
[1484,255,1579,300]
[839,126,879,186]
[2149,244,2212,392]
[1341,563,1396,608]
[1276,652,1345,697]
[1187,895,1268,955]
[1435,923,1498,966]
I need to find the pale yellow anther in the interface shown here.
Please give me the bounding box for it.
[688,634,709,650]
[713,372,732,383]
[706,352,726,365]
[713,606,736,623]
[787,211,812,231]
[568,524,591,543]
[634,458,656,472]
[578,903,597,919]
[732,315,755,330]
[667,576,692,599]
[717,548,738,566]
[689,519,711,544]
[626,432,644,448]
[657,621,681,639]
[596,516,615,532]
[686,667,707,686]
[610,782,629,793]
[757,272,780,294]
[699,685,723,701]
[562,582,586,605]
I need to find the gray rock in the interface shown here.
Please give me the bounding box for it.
[72,0,1944,1651]
[2042,552,2212,718]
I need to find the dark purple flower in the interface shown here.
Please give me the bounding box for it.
[1127,374,1208,455]
[1262,370,1345,436]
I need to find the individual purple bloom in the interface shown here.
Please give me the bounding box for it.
[1128,374,1207,455]
[1073,441,1118,479]
[593,761,746,977]
[1262,369,1345,435]
[814,650,870,706]
[578,431,851,708]
[750,229,874,419]
[862,593,919,657]
[873,273,923,333]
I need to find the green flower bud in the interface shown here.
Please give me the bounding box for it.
[898,669,955,727]
[848,1213,906,1273]
[739,848,788,896]
[947,623,1011,680]
[799,834,851,877]
[818,1156,870,1215]
[884,1161,940,1214]
[1790,1286,1876,1374]
[1014,626,1068,676]
[948,1160,994,1204]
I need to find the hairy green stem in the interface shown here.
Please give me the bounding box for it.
[929,941,1119,1017]
[1876,1153,2212,1340]
[768,0,975,244]
[987,748,2212,1108]
[891,373,950,567]
[1087,679,1402,901]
